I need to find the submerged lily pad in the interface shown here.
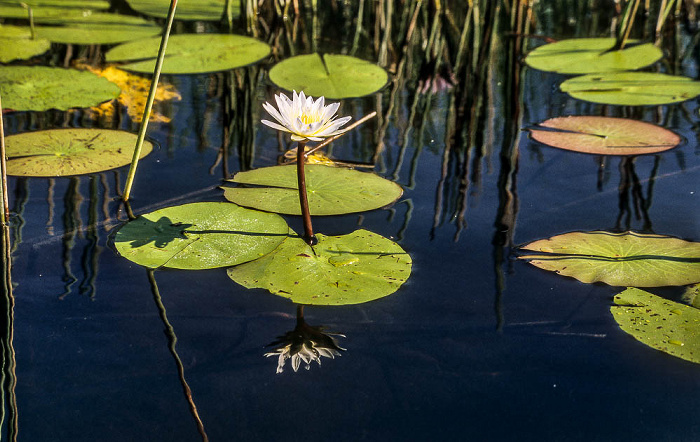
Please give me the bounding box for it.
[126,0,239,21]
[529,116,681,155]
[0,66,120,111]
[269,53,389,99]
[105,34,270,74]
[5,128,152,177]
[560,72,700,106]
[612,287,700,364]
[114,202,289,270]
[519,231,700,287]
[0,27,51,62]
[524,38,662,74]
[223,164,403,215]
[227,229,412,305]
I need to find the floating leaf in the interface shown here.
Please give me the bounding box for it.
[269,53,389,99]
[114,202,289,270]
[519,231,700,287]
[223,164,403,215]
[0,66,120,111]
[0,0,109,19]
[612,288,700,364]
[126,0,239,21]
[0,27,50,62]
[5,128,152,177]
[682,283,700,309]
[560,72,700,106]
[227,229,412,305]
[524,38,662,74]
[529,116,681,155]
[105,34,271,74]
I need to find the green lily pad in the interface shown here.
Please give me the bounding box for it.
[5,128,152,177]
[0,27,50,62]
[560,72,700,106]
[223,164,403,215]
[0,0,109,19]
[682,283,700,309]
[524,38,662,74]
[0,66,120,111]
[126,0,239,21]
[268,53,389,99]
[114,202,289,270]
[105,34,271,74]
[227,229,412,305]
[612,287,700,364]
[529,116,681,155]
[519,231,700,287]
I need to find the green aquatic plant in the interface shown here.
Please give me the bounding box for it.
[0,25,50,62]
[126,0,239,21]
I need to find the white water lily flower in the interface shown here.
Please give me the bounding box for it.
[261,90,352,142]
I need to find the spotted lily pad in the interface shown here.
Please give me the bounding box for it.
[612,287,700,364]
[519,231,700,287]
[105,34,271,74]
[126,0,239,21]
[223,164,403,215]
[0,26,50,62]
[0,66,120,111]
[529,116,681,155]
[268,53,389,99]
[560,72,700,106]
[114,202,289,270]
[227,229,412,305]
[5,128,152,177]
[524,38,662,74]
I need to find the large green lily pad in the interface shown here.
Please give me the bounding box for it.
[524,38,662,74]
[126,0,239,21]
[560,72,700,106]
[0,26,51,62]
[33,13,161,45]
[268,53,389,99]
[5,128,152,177]
[612,287,700,364]
[105,34,271,74]
[223,164,403,215]
[529,116,681,155]
[227,229,412,305]
[0,66,120,111]
[0,0,109,19]
[114,202,289,270]
[519,231,700,287]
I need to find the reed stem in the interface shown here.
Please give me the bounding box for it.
[0,93,9,225]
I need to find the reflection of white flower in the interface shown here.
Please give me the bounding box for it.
[262,91,352,142]
[264,321,345,373]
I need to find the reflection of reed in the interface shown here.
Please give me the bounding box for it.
[1,222,18,442]
[59,178,81,299]
[614,157,659,233]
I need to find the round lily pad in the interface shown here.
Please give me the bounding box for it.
[126,0,239,21]
[114,202,289,270]
[529,116,681,155]
[0,0,109,19]
[612,287,700,364]
[5,128,153,177]
[0,31,51,62]
[519,231,700,287]
[227,229,412,305]
[560,72,700,106]
[223,164,403,215]
[105,34,271,74]
[524,38,662,74]
[0,66,120,112]
[268,53,389,99]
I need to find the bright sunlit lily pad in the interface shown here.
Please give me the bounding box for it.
[612,287,700,364]
[223,164,403,215]
[5,128,152,177]
[105,34,271,74]
[560,72,700,106]
[126,0,239,21]
[227,229,412,305]
[529,116,681,155]
[524,38,662,74]
[519,231,700,287]
[268,53,389,99]
[114,202,289,270]
[0,66,120,111]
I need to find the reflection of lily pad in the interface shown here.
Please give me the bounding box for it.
[0,26,50,62]
[114,202,289,270]
[529,116,681,155]
[524,38,662,74]
[0,66,120,111]
[105,34,271,74]
[519,231,700,287]
[223,164,403,215]
[269,53,389,99]
[612,287,700,364]
[227,229,412,305]
[560,72,700,106]
[5,128,152,177]
[126,0,239,21]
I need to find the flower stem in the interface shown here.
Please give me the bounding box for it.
[296,141,317,246]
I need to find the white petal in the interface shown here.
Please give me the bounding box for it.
[321,102,340,121]
[291,354,301,372]
[261,119,291,132]
[291,134,308,141]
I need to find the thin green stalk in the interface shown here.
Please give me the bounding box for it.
[122,0,178,202]
[19,2,35,39]
[0,93,9,225]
